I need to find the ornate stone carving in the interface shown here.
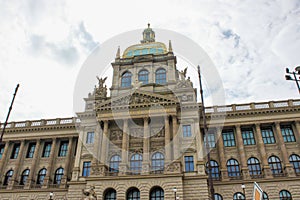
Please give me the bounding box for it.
[94,76,108,99]
[82,185,97,200]
[164,161,181,173]
[110,130,123,141]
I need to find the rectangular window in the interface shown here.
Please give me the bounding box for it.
[204,133,216,148]
[183,125,192,137]
[82,161,91,177]
[42,142,52,157]
[281,125,296,142]
[184,156,194,172]
[0,144,4,159]
[58,141,69,157]
[222,130,236,147]
[241,128,256,145]
[26,143,36,158]
[86,132,95,144]
[261,127,276,144]
[11,143,20,159]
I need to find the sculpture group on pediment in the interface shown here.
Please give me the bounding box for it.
[94,76,108,99]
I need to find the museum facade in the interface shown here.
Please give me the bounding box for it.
[0,25,300,200]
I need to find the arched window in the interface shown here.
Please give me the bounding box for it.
[138,70,149,84]
[121,71,132,88]
[155,68,166,84]
[54,167,64,184]
[268,156,283,175]
[20,169,30,185]
[3,170,13,185]
[130,154,142,173]
[263,192,269,200]
[37,168,47,185]
[233,192,245,200]
[109,155,121,172]
[104,188,117,200]
[206,160,220,179]
[127,187,140,200]
[227,159,240,177]
[150,187,164,200]
[289,154,300,174]
[151,152,164,173]
[279,190,292,200]
[214,193,223,200]
[247,157,262,176]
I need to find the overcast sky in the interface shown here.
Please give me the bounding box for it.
[1,0,300,122]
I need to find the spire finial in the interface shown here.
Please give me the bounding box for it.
[116,46,120,59]
[169,40,173,52]
[148,23,150,28]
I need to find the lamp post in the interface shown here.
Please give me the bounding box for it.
[241,184,246,200]
[49,191,54,200]
[285,66,300,94]
[173,187,177,200]
[197,65,215,200]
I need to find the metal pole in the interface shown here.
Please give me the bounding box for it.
[292,72,300,94]
[0,84,20,143]
[197,65,214,200]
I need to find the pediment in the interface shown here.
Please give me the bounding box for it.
[96,90,178,110]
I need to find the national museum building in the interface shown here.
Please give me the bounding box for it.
[0,25,300,200]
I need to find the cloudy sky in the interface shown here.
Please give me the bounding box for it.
[1,0,300,122]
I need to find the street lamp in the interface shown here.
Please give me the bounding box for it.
[285,66,300,94]
[49,191,54,200]
[241,184,246,200]
[173,187,177,200]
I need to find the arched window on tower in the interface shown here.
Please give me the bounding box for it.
[155,68,166,84]
[151,152,164,173]
[121,71,132,88]
[289,154,300,174]
[150,186,164,200]
[54,167,64,184]
[138,70,149,84]
[20,169,30,185]
[3,170,13,185]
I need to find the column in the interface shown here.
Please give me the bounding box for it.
[275,122,295,177]
[60,137,73,188]
[195,119,205,175]
[0,142,11,179]
[72,130,84,181]
[164,116,171,163]
[216,127,228,180]
[100,120,109,164]
[120,119,129,174]
[235,125,249,179]
[142,117,150,174]
[92,122,102,164]
[25,139,41,189]
[8,140,25,189]
[172,115,179,160]
[42,138,57,188]
[294,121,300,147]
[254,124,272,178]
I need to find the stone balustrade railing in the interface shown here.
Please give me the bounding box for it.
[0,117,80,129]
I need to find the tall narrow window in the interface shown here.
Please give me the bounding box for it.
[184,156,194,172]
[121,71,132,88]
[11,143,20,159]
[104,188,117,200]
[130,154,142,174]
[183,125,192,137]
[241,128,255,145]
[58,141,68,157]
[247,157,262,176]
[268,156,283,175]
[54,168,64,184]
[289,154,300,174]
[279,190,292,200]
[3,170,13,185]
[281,125,296,142]
[151,152,164,173]
[138,70,149,84]
[109,155,121,172]
[86,132,95,144]
[222,130,236,147]
[42,142,52,157]
[261,127,276,144]
[155,68,166,84]
[26,143,36,158]
[20,169,30,185]
[0,144,5,159]
[150,187,164,200]
[37,168,47,185]
[227,159,240,177]
[82,161,91,177]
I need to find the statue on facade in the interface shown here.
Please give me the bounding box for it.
[95,76,108,98]
[179,67,187,80]
[82,185,97,200]
[96,76,107,88]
